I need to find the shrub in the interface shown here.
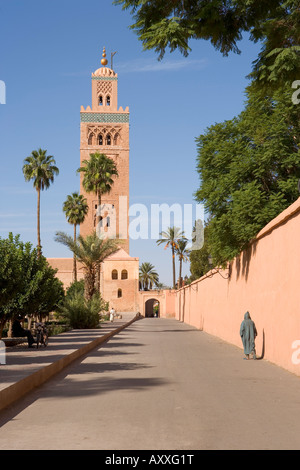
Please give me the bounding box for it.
[46,322,71,336]
[59,291,108,329]
[65,279,85,299]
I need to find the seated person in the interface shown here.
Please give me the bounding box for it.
[12,316,35,348]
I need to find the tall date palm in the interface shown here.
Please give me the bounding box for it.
[77,152,118,232]
[55,231,119,299]
[23,148,59,256]
[176,238,190,288]
[77,152,118,291]
[62,192,89,282]
[157,226,185,289]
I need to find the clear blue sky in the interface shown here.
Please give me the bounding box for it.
[0,0,261,286]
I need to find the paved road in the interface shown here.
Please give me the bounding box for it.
[1,317,300,450]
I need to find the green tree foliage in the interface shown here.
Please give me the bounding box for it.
[0,233,64,338]
[32,263,65,320]
[194,82,300,266]
[55,231,119,299]
[77,153,118,229]
[139,262,159,290]
[115,0,300,86]
[0,234,25,311]
[189,226,211,280]
[59,280,109,329]
[250,0,300,88]
[59,290,108,329]
[77,153,119,291]
[156,226,185,289]
[65,279,85,299]
[176,238,190,288]
[23,148,59,256]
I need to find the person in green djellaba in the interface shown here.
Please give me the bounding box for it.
[240,312,257,360]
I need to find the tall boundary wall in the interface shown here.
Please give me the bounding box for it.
[175,198,300,376]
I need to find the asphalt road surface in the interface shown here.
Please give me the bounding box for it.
[1,317,300,450]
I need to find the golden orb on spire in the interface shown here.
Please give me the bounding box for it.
[101,47,108,66]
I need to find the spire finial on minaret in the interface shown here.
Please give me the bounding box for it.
[101,47,108,66]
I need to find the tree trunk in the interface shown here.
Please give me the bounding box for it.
[7,320,12,338]
[172,245,176,289]
[96,192,102,293]
[179,259,182,289]
[37,188,41,257]
[84,268,96,300]
[73,224,77,282]
[0,319,6,340]
[96,191,102,234]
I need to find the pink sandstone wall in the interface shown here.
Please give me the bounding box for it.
[175,198,300,376]
[47,258,84,289]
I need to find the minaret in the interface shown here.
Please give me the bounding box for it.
[79,47,130,253]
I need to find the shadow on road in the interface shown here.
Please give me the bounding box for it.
[0,331,171,427]
[256,329,265,361]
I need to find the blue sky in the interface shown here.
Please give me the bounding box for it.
[0,0,262,286]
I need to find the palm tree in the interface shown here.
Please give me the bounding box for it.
[156,226,185,289]
[23,148,59,256]
[77,152,118,291]
[176,238,190,288]
[139,262,159,291]
[54,231,119,299]
[77,152,118,231]
[62,192,89,282]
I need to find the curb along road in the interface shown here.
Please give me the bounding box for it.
[0,314,141,413]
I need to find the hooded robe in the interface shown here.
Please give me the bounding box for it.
[240,312,257,355]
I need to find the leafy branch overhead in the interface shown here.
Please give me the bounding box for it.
[194,82,300,266]
[115,0,300,86]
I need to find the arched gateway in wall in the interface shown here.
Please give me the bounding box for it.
[145,298,160,318]
[138,290,176,318]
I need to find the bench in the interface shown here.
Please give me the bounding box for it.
[2,337,27,347]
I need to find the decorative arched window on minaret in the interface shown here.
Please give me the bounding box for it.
[99,95,103,106]
[114,133,120,146]
[98,134,103,145]
[88,133,94,145]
